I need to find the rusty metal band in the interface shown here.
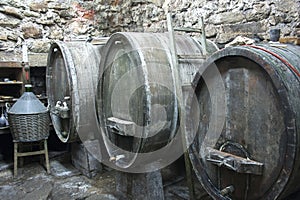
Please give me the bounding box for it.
[247,45,300,78]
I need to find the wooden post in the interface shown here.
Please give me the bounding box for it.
[44,139,50,174]
[167,13,195,200]
[200,17,207,56]
[14,142,18,177]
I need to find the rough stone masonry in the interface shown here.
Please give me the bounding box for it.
[0,0,299,55]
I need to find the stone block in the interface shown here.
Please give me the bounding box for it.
[71,141,102,178]
[28,39,51,53]
[0,6,24,19]
[206,24,217,38]
[216,21,268,44]
[244,3,271,22]
[48,2,69,10]
[0,33,7,41]
[274,0,299,13]
[208,11,245,25]
[29,2,48,13]
[23,10,41,18]
[116,170,164,199]
[21,22,43,39]
[0,13,20,28]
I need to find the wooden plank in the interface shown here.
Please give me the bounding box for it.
[0,52,48,67]
[0,127,10,135]
[279,37,300,45]
[106,117,134,136]
[17,150,46,157]
[174,27,202,33]
[0,61,22,68]
[0,82,23,85]
[107,117,134,125]
[178,54,206,60]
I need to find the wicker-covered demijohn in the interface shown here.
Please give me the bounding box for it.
[8,89,50,142]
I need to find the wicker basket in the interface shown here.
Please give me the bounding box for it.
[8,111,50,142]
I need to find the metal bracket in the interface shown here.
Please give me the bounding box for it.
[52,106,69,119]
[206,147,264,175]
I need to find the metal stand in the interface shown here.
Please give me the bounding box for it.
[13,139,50,176]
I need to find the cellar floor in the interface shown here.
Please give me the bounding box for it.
[0,150,300,200]
[0,151,197,200]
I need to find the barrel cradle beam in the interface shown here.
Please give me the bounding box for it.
[187,44,300,200]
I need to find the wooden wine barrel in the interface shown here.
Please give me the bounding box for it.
[46,40,107,143]
[187,44,300,199]
[96,32,218,170]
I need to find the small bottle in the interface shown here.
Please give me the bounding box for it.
[0,113,6,127]
[25,84,33,92]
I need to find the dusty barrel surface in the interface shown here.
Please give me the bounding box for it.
[47,40,106,143]
[187,44,300,199]
[96,32,217,171]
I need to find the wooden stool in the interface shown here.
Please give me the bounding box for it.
[13,139,50,176]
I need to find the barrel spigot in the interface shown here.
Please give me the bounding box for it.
[220,185,234,196]
[59,102,70,119]
[54,100,70,119]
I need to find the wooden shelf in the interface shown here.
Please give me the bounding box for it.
[0,61,25,97]
[0,61,22,68]
[0,99,17,104]
[0,82,23,85]
[0,126,10,135]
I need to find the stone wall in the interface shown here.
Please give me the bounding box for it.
[164,0,300,45]
[0,0,299,55]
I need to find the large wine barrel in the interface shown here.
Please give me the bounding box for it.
[187,44,300,199]
[46,40,107,143]
[96,32,218,171]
